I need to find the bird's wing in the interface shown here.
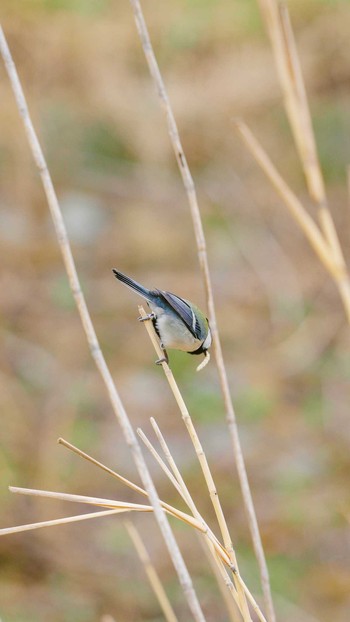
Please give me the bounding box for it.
[158,290,201,339]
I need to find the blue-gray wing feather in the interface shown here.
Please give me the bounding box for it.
[157,290,200,339]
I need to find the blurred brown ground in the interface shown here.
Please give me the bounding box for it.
[0,1,350,621]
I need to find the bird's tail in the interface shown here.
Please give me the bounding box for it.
[112,270,153,301]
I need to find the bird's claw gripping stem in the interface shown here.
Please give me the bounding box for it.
[156,344,169,365]
[155,356,167,365]
[138,312,156,322]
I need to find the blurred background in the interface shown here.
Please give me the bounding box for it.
[1,1,350,620]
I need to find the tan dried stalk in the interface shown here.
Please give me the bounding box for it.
[59,436,243,621]
[255,0,350,323]
[139,309,232,550]
[148,419,242,622]
[128,3,275,620]
[7,486,209,534]
[125,521,178,622]
[147,419,253,622]
[235,119,350,324]
[58,438,217,532]
[235,120,338,277]
[136,428,234,572]
[0,26,206,622]
[137,425,268,622]
[0,509,121,536]
[4,474,268,621]
[139,308,252,621]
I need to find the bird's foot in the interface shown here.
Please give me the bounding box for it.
[155,346,169,365]
[155,357,167,365]
[138,312,156,322]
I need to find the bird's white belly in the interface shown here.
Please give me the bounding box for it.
[150,305,201,352]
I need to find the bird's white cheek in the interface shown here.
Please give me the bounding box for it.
[202,329,212,350]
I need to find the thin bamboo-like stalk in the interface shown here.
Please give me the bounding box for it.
[148,418,230,560]
[235,121,335,275]
[125,520,178,622]
[6,482,267,622]
[139,307,233,555]
[258,2,335,241]
[58,438,146,496]
[138,424,254,621]
[139,308,252,621]
[63,426,239,591]
[129,3,275,618]
[136,428,234,572]
[8,486,208,533]
[235,120,350,324]
[137,428,185,498]
[149,418,252,622]
[8,484,234,570]
[58,437,210,534]
[199,537,241,622]
[0,27,205,622]
[0,509,121,536]
[257,0,325,206]
[256,0,350,323]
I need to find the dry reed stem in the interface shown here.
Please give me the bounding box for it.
[140,308,252,621]
[129,2,275,618]
[256,0,350,323]
[258,0,325,206]
[139,307,233,553]
[149,421,241,622]
[200,542,241,622]
[259,2,339,251]
[58,437,146,496]
[149,418,232,563]
[0,27,206,622]
[277,2,347,277]
[58,437,208,528]
[136,427,234,571]
[235,120,350,324]
[8,484,234,569]
[149,418,253,622]
[8,486,210,533]
[137,428,185,500]
[235,121,335,274]
[0,509,122,536]
[125,520,178,622]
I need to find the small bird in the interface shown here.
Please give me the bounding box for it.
[113,270,211,370]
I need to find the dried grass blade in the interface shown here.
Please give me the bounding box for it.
[236,118,350,322]
[125,520,179,622]
[0,509,122,536]
[58,437,209,531]
[258,0,349,309]
[277,3,344,265]
[9,486,153,511]
[137,428,185,499]
[235,120,339,278]
[137,426,232,569]
[58,437,146,496]
[0,25,206,622]
[129,0,275,612]
[140,309,252,620]
[9,485,206,532]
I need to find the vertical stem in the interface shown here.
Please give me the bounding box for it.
[128,3,276,620]
[0,26,206,622]
[125,521,179,622]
